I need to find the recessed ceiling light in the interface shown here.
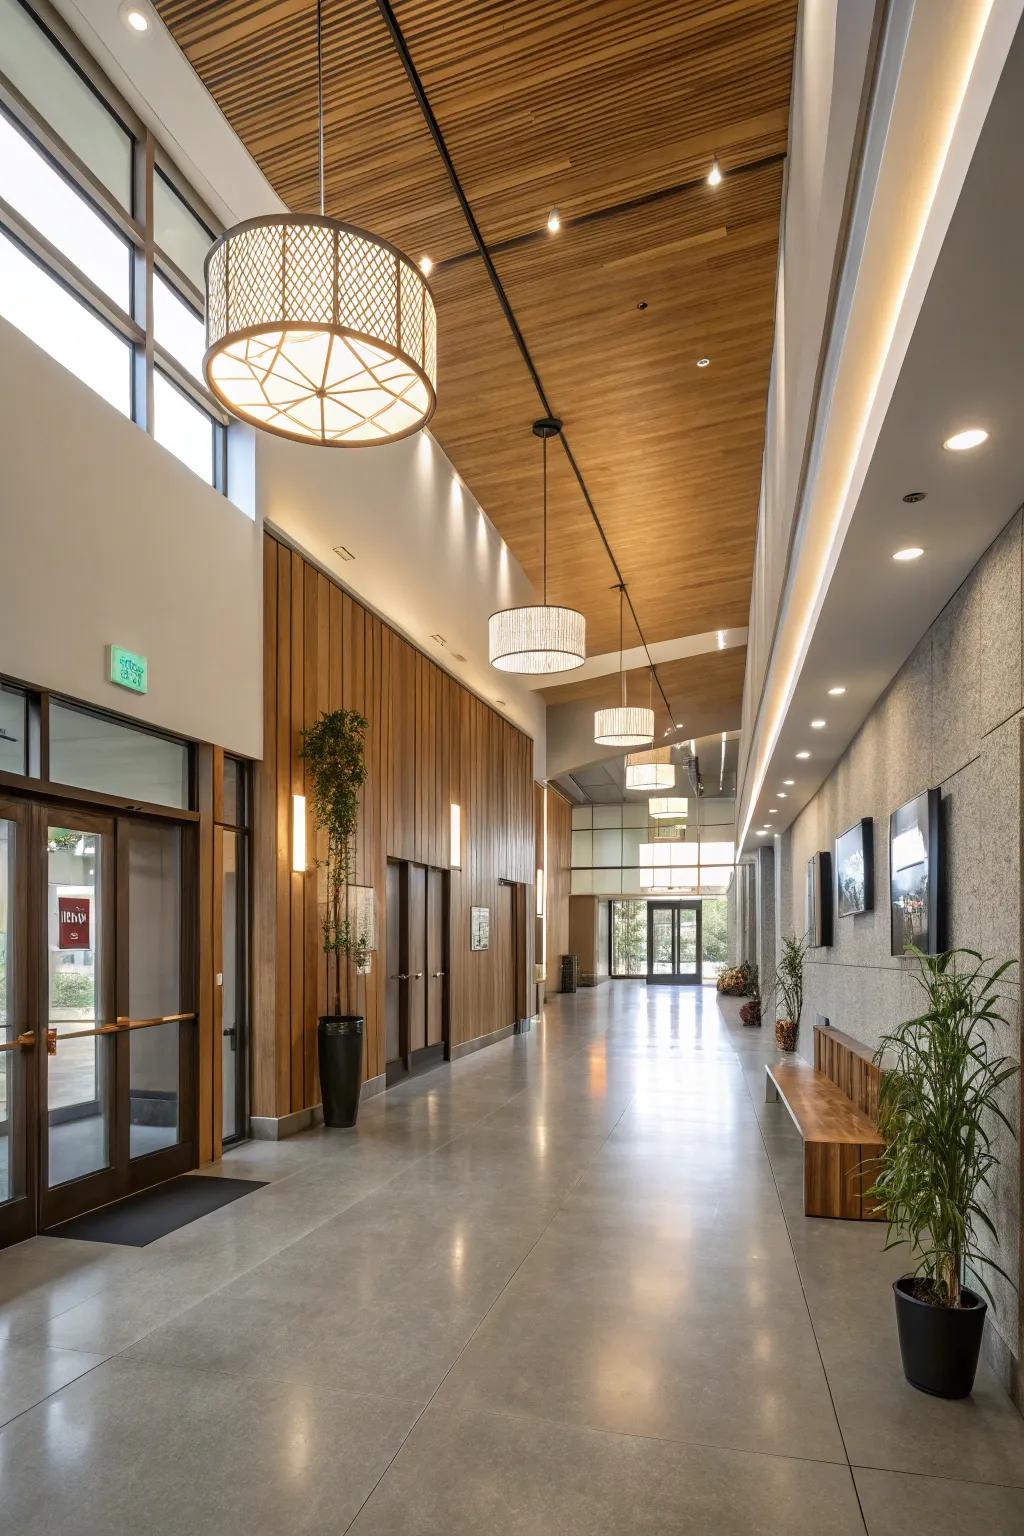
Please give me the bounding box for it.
[547,209,561,234]
[943,427,988,452]
[121,3,149,30]
[419,255,433,275]
[776,792,787,799]
[707,158,722,187]
[893,546,924,562]
[756,829,768,835]
[697,357,711,368]
[332,543,355,561]
[810,719,826,729]
[768,809,778,815]
[902,490,927,504]
[795,750,810,759]
[828,685,846,696]
[783,779,794,786]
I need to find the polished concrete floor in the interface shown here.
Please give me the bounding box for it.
[1,982,1023,1533]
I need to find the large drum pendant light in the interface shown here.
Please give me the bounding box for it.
[203,0,436,447]
[593,587,654,746]
[625,748,675,793]
[489,419,586,674]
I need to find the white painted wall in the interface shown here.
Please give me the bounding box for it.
[0,316,263,756]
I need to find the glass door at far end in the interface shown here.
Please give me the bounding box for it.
[646,901,702,985]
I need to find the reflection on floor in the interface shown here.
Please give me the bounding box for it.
[0,983,1022,1533]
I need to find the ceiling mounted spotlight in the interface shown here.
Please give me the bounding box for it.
[547,209,561,233]
[203,0,436,446]
[796,751,810,759]
[893,547,924,562]
[810,719,826,730]
[697,357,711,368]
[828,685,846,696]
[594,586,654,747]
[489,419,585,674]
[707,157,723,187]
[120,2,149,30]
[419,255,433,275]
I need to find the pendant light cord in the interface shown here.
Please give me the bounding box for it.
[542,432,548,606]
[618,584,625,708]
[316,0,325,217]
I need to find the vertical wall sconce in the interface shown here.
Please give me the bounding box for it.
[292,794,306,873]
[536,867,545,917]
[450,803,461,868]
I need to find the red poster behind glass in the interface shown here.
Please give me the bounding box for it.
[58,896,91,950]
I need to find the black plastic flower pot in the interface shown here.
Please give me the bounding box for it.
[893,1277,987,1398]
[317,1015,364,1128]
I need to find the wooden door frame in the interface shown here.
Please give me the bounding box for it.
[386,858,450,1084]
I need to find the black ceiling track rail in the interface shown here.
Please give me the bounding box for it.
[372,0,675,724]
[435,149,787,274]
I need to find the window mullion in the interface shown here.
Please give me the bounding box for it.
[133,126,155,434]
[0,197,141,343]
[0,75,143,250]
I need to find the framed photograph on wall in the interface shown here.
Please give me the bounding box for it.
[890,789,941,956]
[470,905,490,951]
[835,818,874,918]
[806,851,833,947]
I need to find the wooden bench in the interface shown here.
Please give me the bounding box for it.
[765,1024,885,1220]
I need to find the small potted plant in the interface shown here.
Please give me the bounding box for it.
[770,934,805,1051]
[739,967,761,1026]
[300,708,370,1128]
[867,947,1018,1398]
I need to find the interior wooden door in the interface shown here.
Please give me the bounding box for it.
[426,867,445,1049]
[385,862,402,1067]
[407,865,426,1054]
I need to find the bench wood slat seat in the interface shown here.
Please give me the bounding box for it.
[766,1026,885,1221]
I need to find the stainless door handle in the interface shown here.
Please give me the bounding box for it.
[412,972,424,979]
[432,971,445,979]
[391,973,409,980]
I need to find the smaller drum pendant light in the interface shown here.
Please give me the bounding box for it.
[489,419,586,674]
[625,747,675,793]
[594,588,654,746]
[649,796,689,818]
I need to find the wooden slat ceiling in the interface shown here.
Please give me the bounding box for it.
[157,0,795,672]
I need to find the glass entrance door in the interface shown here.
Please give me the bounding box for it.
[646,901,703,985]
[0,797,198,1242]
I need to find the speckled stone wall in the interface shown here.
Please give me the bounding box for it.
[778,510,1023,1401]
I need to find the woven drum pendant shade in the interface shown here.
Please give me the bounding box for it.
[625,748,675,792]
[203,216,437,446]
[488,418,585,675]
[489,605,586,675]
[593,706,654,748]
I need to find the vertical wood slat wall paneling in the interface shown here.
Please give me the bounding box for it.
[252,536,278,1118]
[303,564,319,1109]
[275,547,292,1116]
[257,529,535,1112]
[289,551,304,1113]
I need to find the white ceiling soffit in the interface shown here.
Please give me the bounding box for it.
[522,628,748,691]
[738,0,1024,849]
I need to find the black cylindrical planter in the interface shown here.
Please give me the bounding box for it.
[318,1015,364,1128]
[893,1277,987,1398]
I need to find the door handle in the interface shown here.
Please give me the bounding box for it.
[0,1030,35,1054]
[432,971,445,979]
[412,972,424,979]
[391,973,409,981]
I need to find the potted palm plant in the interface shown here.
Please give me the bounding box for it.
[770,934,806,1051]
[300,708,370,1128]
[867,947,1018,1398]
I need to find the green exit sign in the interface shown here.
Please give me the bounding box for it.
[109,645,148,694]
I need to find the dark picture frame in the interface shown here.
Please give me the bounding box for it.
[835,817,874,918]
[806,850,833,947]
[889,788,941,956]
